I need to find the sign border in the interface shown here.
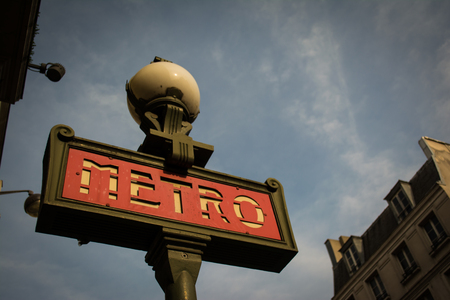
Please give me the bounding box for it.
[37,124,298,272]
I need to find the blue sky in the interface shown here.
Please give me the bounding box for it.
[1,1,450,299]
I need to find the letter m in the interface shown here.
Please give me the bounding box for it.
[63,149,120,204]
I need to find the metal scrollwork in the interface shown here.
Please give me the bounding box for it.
[265,178,280,192]
[56,125,75,142]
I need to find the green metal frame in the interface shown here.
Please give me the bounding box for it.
[37,124,297,273]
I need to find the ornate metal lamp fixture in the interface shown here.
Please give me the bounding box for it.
[126,57,213,168]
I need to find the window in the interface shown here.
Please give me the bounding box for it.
[345,244,361,273]
[340,236,364,275]
[391,190,413,221]
[416,289,434,300]
[385,181,415,223]
[423,214,447,250]
[445,268,450,287]
[368,274,388,300]
[396,245,418,281]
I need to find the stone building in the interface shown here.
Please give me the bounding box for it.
[325,137,450,300]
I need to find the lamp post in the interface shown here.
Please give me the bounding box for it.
[33,56,297,300]
[126,57,213,299]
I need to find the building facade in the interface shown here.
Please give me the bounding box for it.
[0,0,41,167]
[326,137,450,300]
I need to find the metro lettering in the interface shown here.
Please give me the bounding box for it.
[199,186,229,224]
[130,170,158,208]
[63,148,281,240]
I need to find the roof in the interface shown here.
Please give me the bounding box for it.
[330,136,449,295]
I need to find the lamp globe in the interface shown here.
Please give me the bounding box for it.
[127,62,200,125]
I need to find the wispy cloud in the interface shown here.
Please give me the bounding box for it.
[374,1,450,141]
[278,21,394,227]
[434,39,450,135]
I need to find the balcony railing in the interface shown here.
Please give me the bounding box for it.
[431,232,448,250]
[400,262,419,284]
[376,291,390,300]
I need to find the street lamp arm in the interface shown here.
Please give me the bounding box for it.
[0,190,34,196]
[28,63,47,73]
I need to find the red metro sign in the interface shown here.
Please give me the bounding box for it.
[37,125,297,272]
[63,148,280,240]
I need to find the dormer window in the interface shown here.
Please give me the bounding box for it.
[391,190,412,221]
[385,181,415,223]
[345,245,361,273]
[339,236,364,275]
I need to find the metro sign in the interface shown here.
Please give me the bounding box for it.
[36,125,297,272]
[63,148,280,240]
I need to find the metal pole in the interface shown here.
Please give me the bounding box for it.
[160,250,202,300]
[146,228,210,300]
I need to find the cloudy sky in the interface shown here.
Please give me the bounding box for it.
[1,1,450,299]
